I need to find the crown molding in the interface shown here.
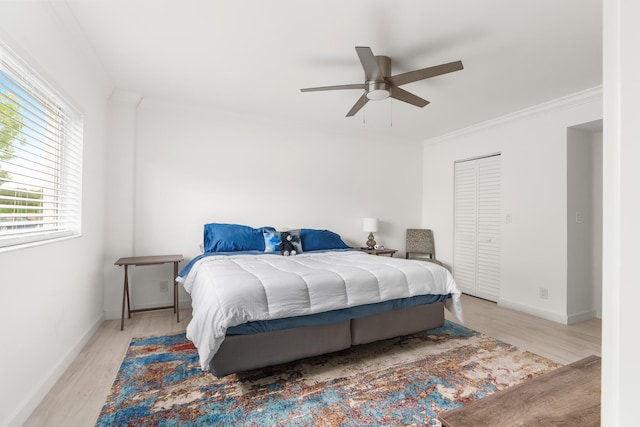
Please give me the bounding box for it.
[426,86,603,145]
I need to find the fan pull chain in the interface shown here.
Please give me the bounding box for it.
[390,98,393,127]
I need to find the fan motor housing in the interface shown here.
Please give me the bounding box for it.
[376,55,392,77]
[365,55,391,100]
[366,81,391,100]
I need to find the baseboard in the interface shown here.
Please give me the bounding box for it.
[497,298,569,324]
[7,314,104,427]
[567,309,598,324]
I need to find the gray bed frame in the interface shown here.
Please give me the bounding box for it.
[209,301,445,376]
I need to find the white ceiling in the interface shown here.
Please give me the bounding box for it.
[65,0,602,143]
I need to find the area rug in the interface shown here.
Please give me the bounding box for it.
[96,321,559,426]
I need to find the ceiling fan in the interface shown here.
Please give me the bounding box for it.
[301,46,463,117]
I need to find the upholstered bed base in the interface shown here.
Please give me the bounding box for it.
[209,302,445,376]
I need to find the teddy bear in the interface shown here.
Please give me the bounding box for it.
[278,231,297,256]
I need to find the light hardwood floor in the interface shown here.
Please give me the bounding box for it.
[445,295,601,365]
[24,294,601,426]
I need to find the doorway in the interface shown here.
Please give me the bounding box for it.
[567,119,603,322]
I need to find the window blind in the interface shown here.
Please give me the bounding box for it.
[0,41,83,249]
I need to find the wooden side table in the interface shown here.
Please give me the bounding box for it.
[115,254,184,330]
[358,247,398,257]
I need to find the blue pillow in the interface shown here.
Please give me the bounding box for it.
[264,229,303,254]
[203,223,273,253]
[301,228,350,251]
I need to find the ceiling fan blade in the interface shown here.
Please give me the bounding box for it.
[301,83,366,92]
[346,93,369,117]
[355,46,384,81]
[387,60,463,87]
[390,87,430,108]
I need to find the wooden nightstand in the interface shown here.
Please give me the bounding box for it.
[115,254,184,330]
[358,247,398,257]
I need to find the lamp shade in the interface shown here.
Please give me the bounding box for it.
[363,217,379,233]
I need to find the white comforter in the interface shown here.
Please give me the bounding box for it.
[181,250,463,370]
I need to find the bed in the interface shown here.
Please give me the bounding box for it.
[177,223,463,376]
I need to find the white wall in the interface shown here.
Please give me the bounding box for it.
[103,91,140,319]
[103,97,425,318]
[0,3,112,427]
[602,0,640,424]
[422,88,602,324]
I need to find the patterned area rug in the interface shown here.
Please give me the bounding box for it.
[96,321,559,426]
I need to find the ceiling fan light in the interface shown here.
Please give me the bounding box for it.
[366,89,390,100]
[366,81,390,100]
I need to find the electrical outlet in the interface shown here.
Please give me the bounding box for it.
[539,287,548,300]
[159,280,169,292]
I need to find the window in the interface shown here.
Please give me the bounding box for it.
[0,41,83,249]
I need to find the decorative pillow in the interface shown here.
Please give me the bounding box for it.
[263,228,282,253]
[301,228,350,251]
[203,223,273,253]
[264,228,303,254]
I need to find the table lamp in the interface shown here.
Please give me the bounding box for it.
[363,217,378,249]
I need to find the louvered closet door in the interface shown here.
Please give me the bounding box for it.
[454,155,501,301]
[454,161,478,296]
